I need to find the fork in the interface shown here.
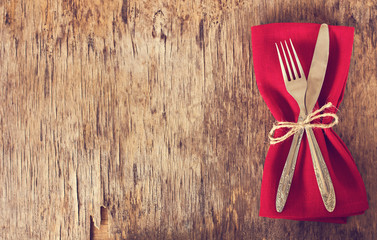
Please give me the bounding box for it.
[275,39,335,213]
[275,40,307,212]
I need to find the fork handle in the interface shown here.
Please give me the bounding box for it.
[306,128,336,212]
[276,129,304,212]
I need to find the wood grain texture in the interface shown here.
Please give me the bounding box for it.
[0,0,376,239]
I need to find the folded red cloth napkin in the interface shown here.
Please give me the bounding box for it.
[251,23,368,223]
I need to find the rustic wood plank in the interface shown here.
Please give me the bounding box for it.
[0,0,376,239]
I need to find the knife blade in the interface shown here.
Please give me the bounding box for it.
[305,23,336,212]
[306,24,330,113]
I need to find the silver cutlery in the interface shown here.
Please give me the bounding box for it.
[305,24,335,212]
[275,39,307,213]
[275,24,336,213]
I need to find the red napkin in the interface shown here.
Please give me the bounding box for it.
[251,23,368,223]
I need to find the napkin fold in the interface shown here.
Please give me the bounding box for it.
[251,23,368,223]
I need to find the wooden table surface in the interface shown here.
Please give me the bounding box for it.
[1,0,376,239]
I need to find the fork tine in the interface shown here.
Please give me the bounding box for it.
[275,43,288,84]
[285,40,298,80]
[289,39,305,79]
[280,42,293,81]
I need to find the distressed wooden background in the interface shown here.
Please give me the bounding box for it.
[1,0,376,239]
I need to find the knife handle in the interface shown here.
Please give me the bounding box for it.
[276,129,304,213]
[306,128,336,212]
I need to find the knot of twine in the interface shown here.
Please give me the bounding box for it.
[269,102,339,145]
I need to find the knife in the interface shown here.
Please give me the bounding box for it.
[305,24,336,212]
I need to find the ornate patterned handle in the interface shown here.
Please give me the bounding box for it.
[276,129,304,212]
[306,128,336,212]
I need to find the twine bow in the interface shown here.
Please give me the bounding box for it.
[269,102,339,145]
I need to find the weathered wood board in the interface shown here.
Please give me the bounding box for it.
[1,0,376,239]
